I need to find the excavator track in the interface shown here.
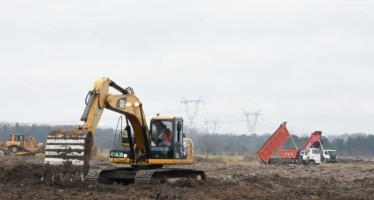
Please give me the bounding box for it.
[134,169,157,184]
[98,167,206,185]
[43,129,93,180]
[98,168,137,184]
[135,168,206,184]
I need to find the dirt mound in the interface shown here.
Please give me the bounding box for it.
[166,177,200,187]
[0,163,42,183]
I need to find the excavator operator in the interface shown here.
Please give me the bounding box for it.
[155,127,172,157]
[159,128,172,146]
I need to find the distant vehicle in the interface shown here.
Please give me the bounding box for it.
[0,132,45,156]
[322,149,337,163]
[256,122,337,165]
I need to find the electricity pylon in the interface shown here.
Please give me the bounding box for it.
[204,118,219,134]
[180,97,204,127]
[242,109,262,135]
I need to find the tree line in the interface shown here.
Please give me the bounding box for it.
[1,123,373,157]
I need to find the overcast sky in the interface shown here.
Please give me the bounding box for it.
[1,1,373,136]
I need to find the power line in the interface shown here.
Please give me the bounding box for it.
[203,107,243,122]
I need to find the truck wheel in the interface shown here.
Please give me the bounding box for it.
[307,160,315,166]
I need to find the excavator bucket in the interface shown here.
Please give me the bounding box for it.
[43,129,93,181]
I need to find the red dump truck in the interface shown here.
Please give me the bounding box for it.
[256,122,325,165]
[255,122,291,164]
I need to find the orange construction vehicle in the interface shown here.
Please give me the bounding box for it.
[0,132,45,156]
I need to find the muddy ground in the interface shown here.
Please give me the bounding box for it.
[1,155,374,200]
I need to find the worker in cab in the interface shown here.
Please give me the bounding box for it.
[159,128,172,146]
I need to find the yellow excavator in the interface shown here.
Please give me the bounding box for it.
[43,77,205,184]
[0,133,45,156]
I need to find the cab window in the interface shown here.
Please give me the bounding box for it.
[150,120,173,146]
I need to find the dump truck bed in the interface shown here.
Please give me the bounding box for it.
[256,122,291,164]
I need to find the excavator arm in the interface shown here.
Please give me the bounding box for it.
[43,78,150,178]
[79,78,150,156]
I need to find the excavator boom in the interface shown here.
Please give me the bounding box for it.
[43,78,149,177]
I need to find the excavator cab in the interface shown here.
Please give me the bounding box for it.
[149,117,185,159]
[109,117,187,160]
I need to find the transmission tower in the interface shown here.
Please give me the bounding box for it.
[180,97,204,127]
[204,118,219,134]
[242,109,262,135]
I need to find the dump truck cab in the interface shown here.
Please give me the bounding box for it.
[322,149,337,163]
[300,148,321,165]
